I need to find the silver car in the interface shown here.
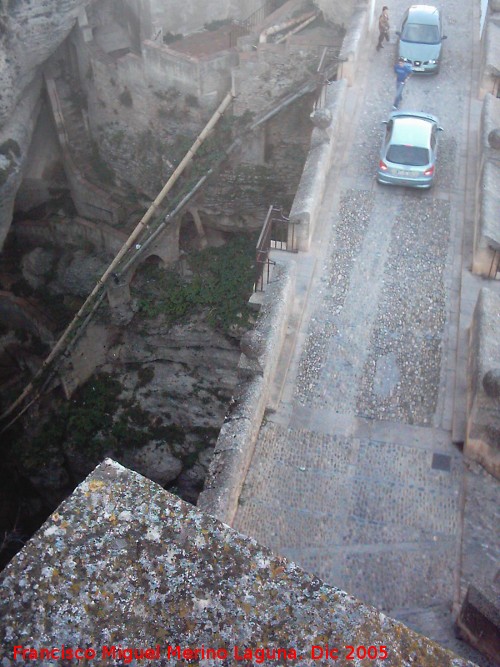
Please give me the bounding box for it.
[396,5,447,74]
[376,111,443,189]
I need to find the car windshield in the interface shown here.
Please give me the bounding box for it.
[386,144,429,166]
[401,23,440,44]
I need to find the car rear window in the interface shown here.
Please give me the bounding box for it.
[401,23,440,44]
[386,145,430,166]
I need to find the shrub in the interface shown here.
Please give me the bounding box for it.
[163,32,182,44]
[133,235,257,333]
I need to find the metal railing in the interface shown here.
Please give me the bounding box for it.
[229,0,285,47]
[312,46,343,110]
[254,205,292,291]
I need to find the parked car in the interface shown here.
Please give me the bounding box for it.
[376,111,443,189]
[396,5,447,74]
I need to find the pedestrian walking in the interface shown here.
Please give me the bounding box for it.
[393,57,413,109]
[377,6,390,50]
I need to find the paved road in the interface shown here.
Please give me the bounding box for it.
[233,0,497,663]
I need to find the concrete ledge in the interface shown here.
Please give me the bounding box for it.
[466,288,500,479]
[198,261,296,524]
[337,4,369,86]
[289,79,347,252]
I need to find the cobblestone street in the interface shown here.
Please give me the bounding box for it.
[233,0,498,664]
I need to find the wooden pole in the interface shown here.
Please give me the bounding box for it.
[0,91,234,424]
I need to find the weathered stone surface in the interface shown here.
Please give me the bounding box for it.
[466,288,500,479]
[240,328,266,362]
[0,0,93,247]
[487,128,500,149]
[200,262,296,523]
[0,0,91,126]
[21,247,56,289]
[52,248,110,297]
[310,107,332,129]
[0,459,478,667]
[456,586,500,664]
[176,446,214,502]
[482,369,500,399]
[126,441,183,486]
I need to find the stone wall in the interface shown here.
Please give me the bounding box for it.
[0,0,93,249]
[14,217,128,259]
[142,40,238,105]
[0,79,43,249]
[479,9,500,99]
[472,93,500,277]
[147,0,263,37]
[289,79,347,251]
[198,262,295,523]
[466,288,500,479]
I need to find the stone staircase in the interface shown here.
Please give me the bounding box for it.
[44,65,126,226]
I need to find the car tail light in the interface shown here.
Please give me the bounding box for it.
[379,160,388,171]
[424,165,435,176]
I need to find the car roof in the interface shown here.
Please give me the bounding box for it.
[389,115,434,147]
[406,4,440,25]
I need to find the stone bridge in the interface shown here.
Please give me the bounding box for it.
[199,0,500,663]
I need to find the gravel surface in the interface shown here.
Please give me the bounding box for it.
[357,197,450,425]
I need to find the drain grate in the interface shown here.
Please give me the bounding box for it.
[431,453,452,472]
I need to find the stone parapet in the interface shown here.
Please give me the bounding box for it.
[466,288,500,479]
[337,4,370,86]
[289,79,347,252]
[198,261,295,524]
[0,459,478,667]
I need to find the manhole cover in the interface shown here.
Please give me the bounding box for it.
[432,453,451,471]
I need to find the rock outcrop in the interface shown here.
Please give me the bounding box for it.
[0,0,92,247]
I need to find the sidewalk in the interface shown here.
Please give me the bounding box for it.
[233,0,497,664]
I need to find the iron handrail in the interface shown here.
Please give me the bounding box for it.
[254,205,292,291]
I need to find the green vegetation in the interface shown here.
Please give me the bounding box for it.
[133,235,256,332]
[18,372,168,472]
[162,32,183,45]
[204,19,231,31]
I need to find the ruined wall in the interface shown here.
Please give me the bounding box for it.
[313,0,371,30]
[146,0,264,36]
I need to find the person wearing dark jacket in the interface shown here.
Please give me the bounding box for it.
[393,58,413,109]
[377,6,390,50]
